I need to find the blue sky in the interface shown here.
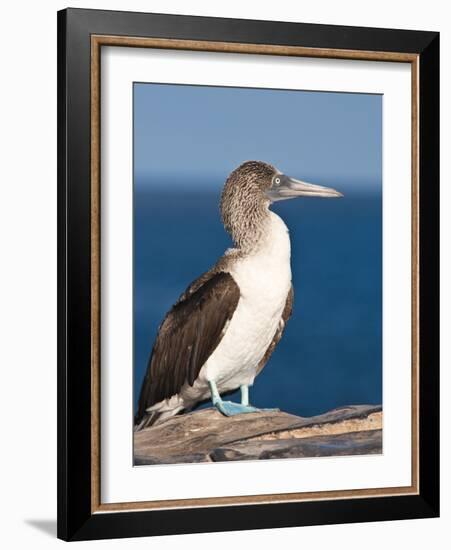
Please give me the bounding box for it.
[134,83,382,192]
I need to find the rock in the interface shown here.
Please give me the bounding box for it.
[134,404,382,465]
[210,429,382,461]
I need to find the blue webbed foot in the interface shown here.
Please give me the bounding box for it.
[239,385,279,413]
[214,400,261,417]
[209,381,279,417]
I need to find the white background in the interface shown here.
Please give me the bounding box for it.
[102,48,412,503]
[0,0,449,548]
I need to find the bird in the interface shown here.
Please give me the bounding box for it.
[135,161,343,429]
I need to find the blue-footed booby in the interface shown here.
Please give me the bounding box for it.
[135,161,342,429]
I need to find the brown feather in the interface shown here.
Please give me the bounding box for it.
[135,271,240,423]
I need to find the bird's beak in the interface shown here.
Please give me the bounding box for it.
[266,175,344,202]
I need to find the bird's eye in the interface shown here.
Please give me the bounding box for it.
[274,177,281,185]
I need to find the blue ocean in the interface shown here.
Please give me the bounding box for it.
[133,181,382,417]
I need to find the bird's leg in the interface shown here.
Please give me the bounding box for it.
[240,384,249,406]
[208,380,260,416]
[240,384,280,413]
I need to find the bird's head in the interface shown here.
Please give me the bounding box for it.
[220,160,343,248]
[224,160,343,203]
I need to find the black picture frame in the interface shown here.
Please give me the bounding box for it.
[57,7,439,541]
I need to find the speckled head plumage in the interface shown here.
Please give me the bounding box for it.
[224,161,277,193]
[220,161,276,249]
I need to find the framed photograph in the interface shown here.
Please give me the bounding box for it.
[57,8,439,541]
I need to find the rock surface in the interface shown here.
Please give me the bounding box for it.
[210,430,382,461]
[134,405,382,465]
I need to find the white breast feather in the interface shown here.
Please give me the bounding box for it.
[202,213,291,388]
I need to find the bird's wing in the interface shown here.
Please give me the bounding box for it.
[256,285,294,376]
[136,271,240,419]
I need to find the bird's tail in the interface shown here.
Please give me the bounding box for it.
[134,407,184,431]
